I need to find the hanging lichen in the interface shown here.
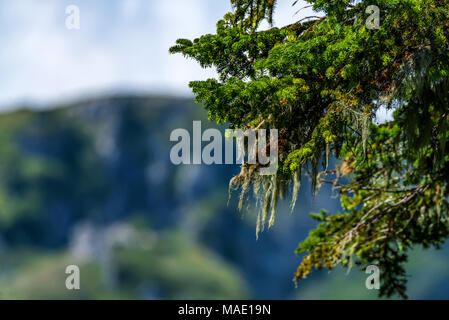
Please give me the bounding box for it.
[171,0,449,299]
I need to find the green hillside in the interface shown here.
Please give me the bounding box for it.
[0,96,447,299]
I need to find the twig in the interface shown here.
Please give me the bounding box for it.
[298,16,322,23]
[294,5,313,17]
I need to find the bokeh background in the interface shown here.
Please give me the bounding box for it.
[0,0,448,299]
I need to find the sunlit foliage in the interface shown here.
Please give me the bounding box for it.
[171,0,449,298]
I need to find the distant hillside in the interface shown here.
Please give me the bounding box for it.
[0,95,447,299]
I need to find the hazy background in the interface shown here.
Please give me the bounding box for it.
[0,0,447,299]
[0,0,315,109]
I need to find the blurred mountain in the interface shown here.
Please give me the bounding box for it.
[0,95,448,299]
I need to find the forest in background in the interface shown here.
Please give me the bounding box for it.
[0,96,447,299]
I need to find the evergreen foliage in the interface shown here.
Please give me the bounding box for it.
[170,0,449,298]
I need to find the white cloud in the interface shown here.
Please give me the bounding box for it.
[121,0,143,20]
[0,0,310,110]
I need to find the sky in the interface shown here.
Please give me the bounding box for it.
[0,0,314,111]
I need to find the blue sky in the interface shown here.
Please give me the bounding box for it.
[0,0,314,110]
